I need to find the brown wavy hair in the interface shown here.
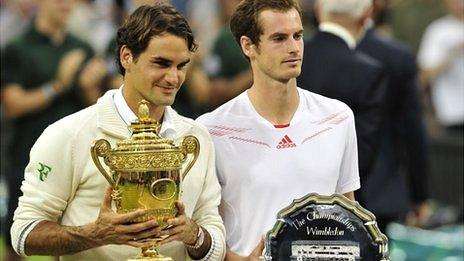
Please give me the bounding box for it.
[116,4,197,75]
[230,0,302,47]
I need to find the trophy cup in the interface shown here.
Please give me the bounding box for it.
[90,100,200,261]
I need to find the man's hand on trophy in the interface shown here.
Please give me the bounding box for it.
[89,187,162,248]
[157,201,198,245]
[158,201,213,259]
[157,201,197,244]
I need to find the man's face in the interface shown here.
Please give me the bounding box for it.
[251,8,304,83]
[123,33,191,110]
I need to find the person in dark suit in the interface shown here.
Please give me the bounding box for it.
[356,16,430,232]
[298,0,387,180]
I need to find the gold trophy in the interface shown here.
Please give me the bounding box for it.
[90,100,200,261]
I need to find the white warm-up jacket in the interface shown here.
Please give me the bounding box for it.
[11,90,225,260]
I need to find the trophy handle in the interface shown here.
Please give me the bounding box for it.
[181,135,200,179]
[90,139,115,187]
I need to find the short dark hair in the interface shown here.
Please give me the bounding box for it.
[230,0,302,46]
[116,4,197,75]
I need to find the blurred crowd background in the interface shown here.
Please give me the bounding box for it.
[0,0,462,260]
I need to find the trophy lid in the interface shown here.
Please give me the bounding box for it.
[99,100,189,172]
[115,100,177,152]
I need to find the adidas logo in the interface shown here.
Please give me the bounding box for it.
[276,135,296,149]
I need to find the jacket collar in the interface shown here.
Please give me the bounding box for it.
[319,22,357,50]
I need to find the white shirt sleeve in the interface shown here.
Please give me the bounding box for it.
[336,108,361,194]
[190,131,226,260]
[10,124,76,256]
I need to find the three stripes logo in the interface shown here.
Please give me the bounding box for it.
[276,135,296,149]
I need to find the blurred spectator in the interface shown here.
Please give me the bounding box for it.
[298,0,319,39]
[356,0,430,232]
[171,0,188,14]
[122,0,171,13]
[203,0,252,107]
[389,0,445,52]
[369,0,392,37]
[417,0,464,134]
[186,0,221,56]
[0,0,106,259]
[67,0,116,55]
[173,0,251,117]
[171,0,216,118]
[298,0,387,180]
[99,0,136,91]
[0,0,37,48]
[172,55,212,118]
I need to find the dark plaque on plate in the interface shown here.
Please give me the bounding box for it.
[263,193,389,261]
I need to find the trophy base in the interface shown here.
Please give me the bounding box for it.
[128,247,173,261]
[127,257,172,261]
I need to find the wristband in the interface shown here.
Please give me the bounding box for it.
[41,81,57,101]
[185,226,205,249]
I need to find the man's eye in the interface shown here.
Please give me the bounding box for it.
[155,62,169,67]
[177,64,188,70]
[294,34,303,40]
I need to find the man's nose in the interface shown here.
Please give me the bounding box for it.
[288,38,301,54]
[165,67,179,86]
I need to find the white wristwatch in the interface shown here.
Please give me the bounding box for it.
[186,226,205,249]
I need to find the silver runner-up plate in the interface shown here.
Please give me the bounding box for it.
[263,193,389,261]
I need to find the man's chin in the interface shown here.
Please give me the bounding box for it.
[290,68,301,77]
[161,97,176,107]
[144,97,175,108]
[277,71,301,83]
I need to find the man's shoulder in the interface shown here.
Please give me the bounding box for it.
[177,113,208,132]
[353,48,384,71]
[3,32,31,52]
[57,90,116,130]
[380,35,412,57]
[171,109,214,142]
[308,31,382,71]
[306,31,383,72]
[300,88,353,113]
[360,31,415,68]
[427,15,457,32]
[196,93,245,125]
[45,103,98,139]
[304,31,350,58]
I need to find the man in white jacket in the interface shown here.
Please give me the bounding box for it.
[10,4,225,261]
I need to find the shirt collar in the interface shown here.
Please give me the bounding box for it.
[113,86,177,139]
[319,22,357,50]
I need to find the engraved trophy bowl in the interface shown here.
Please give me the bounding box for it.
[90,100,200,261]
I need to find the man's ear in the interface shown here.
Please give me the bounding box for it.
[240,35,255,59]
[120,45,133,71]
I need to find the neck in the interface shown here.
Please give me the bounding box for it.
[35,12,65,44]
[247,73,299,125]
[322,16,363,41]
